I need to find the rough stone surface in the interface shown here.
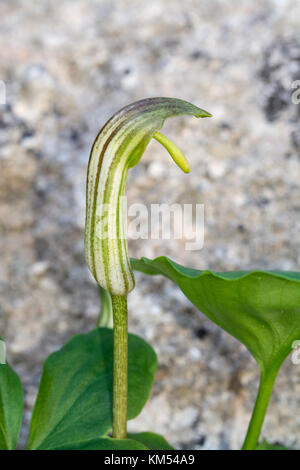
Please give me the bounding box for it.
[0,0,299,449]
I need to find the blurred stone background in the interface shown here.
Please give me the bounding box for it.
[0,0,299,449]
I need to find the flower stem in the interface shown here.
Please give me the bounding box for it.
[111,294,128,439]
[242,366,279,450]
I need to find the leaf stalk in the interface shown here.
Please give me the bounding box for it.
[97,286,113,328]
[242,365,280,450]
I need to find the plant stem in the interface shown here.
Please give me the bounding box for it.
[97,286,113,328]
[111,294,128,439]
[242,366,279,450]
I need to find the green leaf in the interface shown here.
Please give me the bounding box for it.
[132,257,300,374]
[0,362,24,449]
[54,437,148,450]
[27,328,157,450]
[128,431,174,450]
[257,438,294,450]
[54,433,172,450]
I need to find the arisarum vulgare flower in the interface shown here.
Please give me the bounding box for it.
[84,97,211,439]
[85,98,211,296]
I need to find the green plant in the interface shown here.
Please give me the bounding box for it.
[84,97,211,440]
[0,98,297,450]
[132,257,300,449]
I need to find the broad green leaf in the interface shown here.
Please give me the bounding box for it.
[27,328,157,450]
[55,433,172,450]
[128,431,174,450]
[257,439,294,450]
[54,437,148,450]
[0,360,24,450]
[132,257,300,374]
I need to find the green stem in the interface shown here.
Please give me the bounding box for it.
[111,294,128,439]
[242,366,279,450]
[97,286,113,328]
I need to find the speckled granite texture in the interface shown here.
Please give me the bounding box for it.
[0,0,299,449]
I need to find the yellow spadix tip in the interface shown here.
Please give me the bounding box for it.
[153,131,191,174]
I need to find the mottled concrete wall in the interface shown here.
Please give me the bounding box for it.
[0,0,299,449]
